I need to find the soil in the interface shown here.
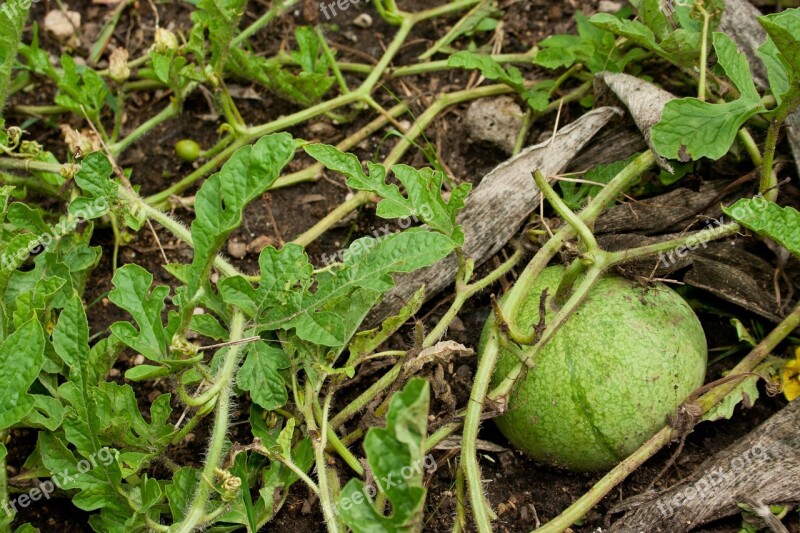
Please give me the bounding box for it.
[5,0,799,532]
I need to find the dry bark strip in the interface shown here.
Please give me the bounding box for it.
[369,106,623,323]
[609,400,800,533]
[595,72,675,171]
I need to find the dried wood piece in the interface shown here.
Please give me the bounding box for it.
[684,243,782,323]
[595,72,676,171]
[594,181,729,235]
[609,401,800,532]
[369,106,623,324]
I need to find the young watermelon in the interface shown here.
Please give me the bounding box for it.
[482,265,707,471]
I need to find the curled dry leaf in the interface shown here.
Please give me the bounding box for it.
[246,235,275,254]
[108,48,130,83]
[60,125,102,156]
[403,340,472,376]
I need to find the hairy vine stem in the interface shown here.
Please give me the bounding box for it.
[760,81,800,202]
[173,310,246,533]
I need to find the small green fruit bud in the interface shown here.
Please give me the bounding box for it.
[175,139,201,163]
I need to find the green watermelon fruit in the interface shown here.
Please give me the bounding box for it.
[481,265,707,471]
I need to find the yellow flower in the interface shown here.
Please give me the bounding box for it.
[782,347,800,401]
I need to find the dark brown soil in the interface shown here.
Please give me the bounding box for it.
[6,0,799,532]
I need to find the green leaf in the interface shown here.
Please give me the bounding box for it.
[123,364,173,381]
[653,98,762,161]
[702,357,783,421]
[0,0,29,115]
[391,166,470,246]
[447,51,551,111]
[340,379,430,532]
[54,295,111,459]
[54,55,110,120]
[18,25,58,81]
[292,26,329,74]
[97,382,173,449]
[0,317,45,429]
[73,152,117,200]
[590,8,702,68]
[188,0,247,72]
[22,394,66,431]
[166,468,198,523]
[630,0,670,40]
[305,145,470,245]
[713,33,760,102]
[652,33,765,162]
[730,318,757,347]
[7,203,49,234]
[219,242,313,319]
[672,0,724,33]
[228,28,335,106]
[590,14,663,54]
[304,145,404,213]
[237,341,290,410]
[254,229,454,347]
[534,45,576,69]
[723,197,800,258]
[758,8,800,77]
[187,133,295,297]
[54,294,93,383]
[37,433,128,514]
[108,264,170,361]
[12,275,65,329]
[448,51,523,87]
[536,12,635,73]
[757,37,791,105]
[189,313,228,340]
[660,29,702,66]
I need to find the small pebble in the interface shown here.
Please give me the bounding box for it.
[44,9,81,40]
[227,241,247,259]
[133,354,145,365]
[353,13,373,28]
[598,0,623,12]
[448,316,465,332]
